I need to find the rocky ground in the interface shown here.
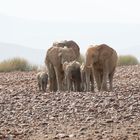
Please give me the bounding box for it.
[0,65,140,140]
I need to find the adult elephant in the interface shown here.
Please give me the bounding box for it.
[45,40,80,92]
[85,44,118,91]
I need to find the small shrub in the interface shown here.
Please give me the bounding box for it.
[117,55,139,66]
[0,57,38,72]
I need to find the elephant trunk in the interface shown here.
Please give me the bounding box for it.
[85,55,93,68]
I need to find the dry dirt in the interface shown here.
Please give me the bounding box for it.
[0,65,140,140]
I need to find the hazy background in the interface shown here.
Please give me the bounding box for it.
[0,0,140,65]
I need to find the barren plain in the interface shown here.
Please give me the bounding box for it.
[0,65,140,140]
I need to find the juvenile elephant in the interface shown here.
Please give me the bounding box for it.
[37,71,48,92]
[63,61,81,92]
[80,63,94,92]
[45,40,80,92]
[85,44,118,91]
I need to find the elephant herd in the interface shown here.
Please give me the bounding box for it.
[38,40,118,92]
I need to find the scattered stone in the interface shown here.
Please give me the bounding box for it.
[0,65,140,139]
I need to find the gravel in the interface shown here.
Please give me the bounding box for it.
[0,65,140,140]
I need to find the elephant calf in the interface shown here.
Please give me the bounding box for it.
[37,71,48,92]
[63,61,81,92]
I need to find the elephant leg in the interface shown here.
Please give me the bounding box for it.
[90,73,94,92]
[109,71,115,91]
[49,76,57,92]
[82,72,86,91]
[101,61,109,91]
[81,74,84,91]
[81,82,83,91]
[43,82,47,92]
[101,70,108,91]
[72,81,74,91]
[84,81,87,92]
[41,81,44,91]
[94,69,102,91]
[75,81,78,92]
[47,63,57,92]
[50,73,57,91]
[54,66,63,92]
[67,78,72,92]
[63,77,67,91]
[42,82,45,92]
[38,81,41,91]
[74,81,77,91]
[44,84,47,92]
[66,74,71,92]
[42,82,44,92]
[81,79,85,91]
[84,73,87,91]
[77,80,81,92]
[85,70,91,92]
[72,81,75,91]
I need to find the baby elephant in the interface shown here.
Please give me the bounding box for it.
[63,61,81,92]
[37,71,48,92]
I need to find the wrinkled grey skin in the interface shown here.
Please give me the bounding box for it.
[37,72,48,92]
[63,61,81,92]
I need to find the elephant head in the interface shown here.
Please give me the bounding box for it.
[85,45,99,67]
[58,46,78,64]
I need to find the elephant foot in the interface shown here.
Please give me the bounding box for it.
[91,87,94,92]
[86,89,90,92]
[56,90,62,93]
[100,82,108,91]
[109,86,113,92]
[97,86,101,91]
[101,86,108,92]
[108,88,113,92]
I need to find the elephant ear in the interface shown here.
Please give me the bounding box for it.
[59,46,77,64]
[58,49,64,64]
[92,49,99,64]
[97,44,113,61]
[58,46,70,64]
[92,54,97,63]
[58,51,62,57]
